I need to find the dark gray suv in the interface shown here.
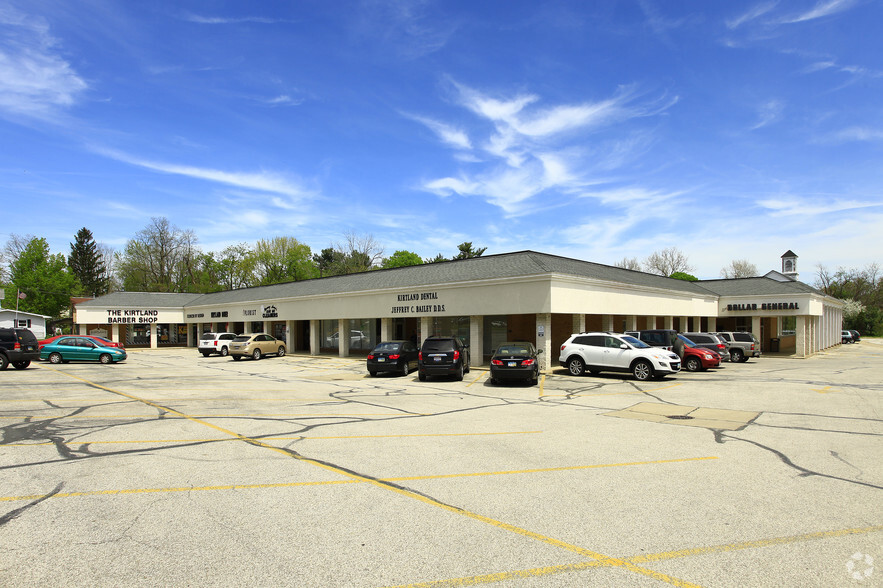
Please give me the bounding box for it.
[0,328,41,370]
[418,336,470,381]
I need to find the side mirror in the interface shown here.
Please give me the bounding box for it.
[620,343,629,350]
[536,349,543,354]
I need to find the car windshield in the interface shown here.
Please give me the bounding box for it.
[497,345,531,355]
[423,339,455,352]
[233,336,251,342]
[621,335,648,348]
[202,333,217,339]
[677,334,697,348]
[373,342,401,353]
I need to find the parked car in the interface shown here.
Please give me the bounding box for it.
[366,340,419,376]
[39,334,125,350]
[714,332,761,363]
[849,330,861,342]
[682,332,731,361]
[418,336,470,381]
[326,330,370,349]
[230,333,287,360]
[0,327,41,370]
[39,336,127,364]
[631,329,679,351]
[558,332,681,381]
[490,341,542,385]
[842,330,854,344]
[679,334,722,371]
[198,332,238,357]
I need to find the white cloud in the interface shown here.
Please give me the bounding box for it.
[757,196,881,216]
[830,127,883,142]
[0,6,87,120]
[404,114,472,149]
[781,0,856,24]
[751,99,784,130]
[726,1,779,29]
[93,147,315,200]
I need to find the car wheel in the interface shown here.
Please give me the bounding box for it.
[730,348,744,363]
[277,346,285,357]
[0,355,8,370]
[99,354,112,364]
[456,364,464,381]
[368,370,377,377]
[418,372,426,381]
[220,346,228,357]
[490,377,497,385]
[632,360,653,381]
[567,357,585,376]
[201,352,211,357]
[740,355,750,363]
[252,349,262,360]
[13,361,30,369]
[49,353,63,365]
[401,361,409,376]
[685,357,701,372]
[232,356,242,361]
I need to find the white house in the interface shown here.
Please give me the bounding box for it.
[0,306,51,338]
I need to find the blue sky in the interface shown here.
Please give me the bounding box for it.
[1,0,880,280]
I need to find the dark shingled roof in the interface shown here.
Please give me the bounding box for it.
[77,251,826,309]
[695,277,823,296]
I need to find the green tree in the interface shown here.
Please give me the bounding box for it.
[669,271,698,282]
[2,237,80,317]
[382,250,423,269]
[313,247,345,277]
[68,227,110,296]
[454,242,487,259]
[253,237,318,285]
[115,217,199,292]
[424,253,447,264]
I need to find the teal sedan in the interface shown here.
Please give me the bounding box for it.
[40,336,127,364]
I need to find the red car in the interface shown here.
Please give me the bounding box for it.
[38,335,125,350]
[679,335,721,372]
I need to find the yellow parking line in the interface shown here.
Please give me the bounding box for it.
[0,413,426,419]
[0,456,716,502]
[4,430,544,447]
[466,371,485,387]
[384,524,883,587]
[36,364,701,588]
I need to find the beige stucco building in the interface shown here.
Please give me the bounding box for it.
[74,251,844,366]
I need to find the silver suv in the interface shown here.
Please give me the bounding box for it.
[559,332,681,381]
[198,332,238,357]
[714,332,761,362]
[682,332,731,362]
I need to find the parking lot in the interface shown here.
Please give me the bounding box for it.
[1,341,881,587]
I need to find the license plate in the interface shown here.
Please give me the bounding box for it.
[508,361,517,367]
[434,356,442,362]
[378,358,385,362]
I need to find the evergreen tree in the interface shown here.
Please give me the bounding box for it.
[68,228,110,296]
[3,237,81,317]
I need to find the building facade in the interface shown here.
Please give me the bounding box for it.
[74,251,844,365]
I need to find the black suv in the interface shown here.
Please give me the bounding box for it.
[418,336,470,381]
[0,327,41,370]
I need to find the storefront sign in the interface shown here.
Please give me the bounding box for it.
[262,305,278,318]
[243,309,257,317]
[106,309,159,324]
[726,302,800,311]
[187,313,205,319]
[391,291,445,314]
[211,311,228,318]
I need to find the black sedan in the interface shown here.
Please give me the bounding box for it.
[489,342,542,385]
[367,340,419,376]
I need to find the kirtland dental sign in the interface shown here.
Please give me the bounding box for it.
[726,302,800,311]
[391,291,446,314]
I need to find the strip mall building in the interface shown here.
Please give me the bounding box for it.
[73,250,844,367]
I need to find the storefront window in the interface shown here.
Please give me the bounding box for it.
[347,318,376,352]
[483,316,508,357]
[430,316,470,348]
[320,319,338,352]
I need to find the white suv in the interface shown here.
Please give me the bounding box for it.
[559,332,681,381]
[198,332,238,357]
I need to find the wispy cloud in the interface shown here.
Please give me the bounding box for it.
[93,147,315,200]
[780,0,857,24]
[757,195,881,216]
[751,99,785,130]
[0,5,87,121]
[403,114,472,149]
[182,13,282,25]
[726,1,779,29]
[413,81,677,217]
[828,127,883,142]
